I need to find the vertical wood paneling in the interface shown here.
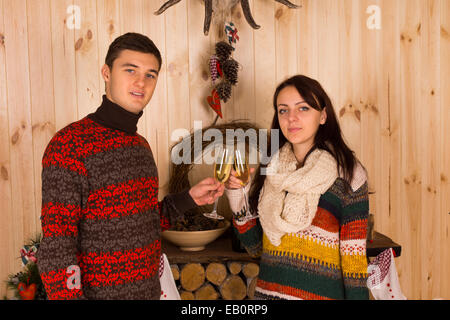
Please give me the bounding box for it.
[399,0,422,297]
[232,0,256,122]
[164,0,191,194]
[96,0,121,82]
[164,1,190,147]
[120,0,143,34]
[254,0,276,129]
[50,0,78,131]
[3,0,36,278]
[418,0,441,299]
[275,0,298,82]
[382,0,405,291]
[0,0,448,300]
[338,0,362,157]
[360,0,385,233]
[440,0,450,300]
[380,0,401,243]
[0,0,15,300]
[74,0,100,118]
[26,0,56,239]
[298,0,316,78]
[317,0,340,105]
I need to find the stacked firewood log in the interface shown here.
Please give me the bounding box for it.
[170,261,259,300]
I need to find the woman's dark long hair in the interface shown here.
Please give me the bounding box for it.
[248,75,360,213]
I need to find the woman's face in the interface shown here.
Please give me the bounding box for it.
[276,86,326,151]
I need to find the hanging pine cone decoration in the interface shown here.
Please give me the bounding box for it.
[215,81,232,103]
[207,35,240,115]
[215,41,234,62]
[222,59,239,85]
[209,55,219,84]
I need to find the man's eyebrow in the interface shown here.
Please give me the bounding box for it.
[120,63,159,75]
[121,63,138,68]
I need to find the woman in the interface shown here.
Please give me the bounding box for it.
[225,75,370,300]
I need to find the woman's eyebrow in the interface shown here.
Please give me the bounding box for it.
[277,100,306,107]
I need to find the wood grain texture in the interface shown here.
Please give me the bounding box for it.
[231,0,255,123]
[180,263,205,291]
[74,0,101,118]
[26,0,55,240]
[50,0,78,130]
[0,0,15,300]
[417,0,441,299]
[440,0,450,300]
[3,0,36,282]
[398,0,422,297]
[254,0,276,129]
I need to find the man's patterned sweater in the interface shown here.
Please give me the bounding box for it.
[37,96,196,299]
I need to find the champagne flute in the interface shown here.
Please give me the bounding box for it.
[234,148,258,221]
[234,149,250,186]
[203,147,233,220]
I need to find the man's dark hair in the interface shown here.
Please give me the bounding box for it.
[105,32,162,71]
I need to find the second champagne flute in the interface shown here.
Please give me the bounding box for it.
[234,148,258,221]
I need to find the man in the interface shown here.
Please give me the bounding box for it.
[37,33,224,299]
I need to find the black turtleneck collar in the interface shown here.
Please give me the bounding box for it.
[88,95,143,134]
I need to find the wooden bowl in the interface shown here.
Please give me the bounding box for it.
[162,220,230,251]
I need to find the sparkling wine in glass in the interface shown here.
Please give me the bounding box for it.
[214,159,232,184]
[234,149,250,186]
[234,148,258,221]
[204,147,233,220]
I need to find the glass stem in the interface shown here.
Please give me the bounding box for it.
[242,187,248,211]
[212,197,219,213]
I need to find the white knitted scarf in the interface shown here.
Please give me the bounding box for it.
[258,143,338,247]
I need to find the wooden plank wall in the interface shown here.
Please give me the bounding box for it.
[0,0,448,300]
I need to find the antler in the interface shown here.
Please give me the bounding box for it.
[241,0,301,30]
[154,0,182,15]
[155,0,301,33]
[155,0,213,36]
[240,0,260,29]
[275,0,301,9]
[204,0,213,35]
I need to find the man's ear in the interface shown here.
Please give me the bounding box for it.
[101,64,111,82]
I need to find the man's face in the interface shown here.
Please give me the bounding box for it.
[101,49,160,114]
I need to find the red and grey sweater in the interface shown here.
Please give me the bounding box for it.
[37,96,197,300]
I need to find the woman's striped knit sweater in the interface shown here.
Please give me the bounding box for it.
[226,177,370,300]
[37,96,197,299]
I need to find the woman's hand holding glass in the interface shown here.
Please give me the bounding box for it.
[224,168,253,189]
[225,149,258,221]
